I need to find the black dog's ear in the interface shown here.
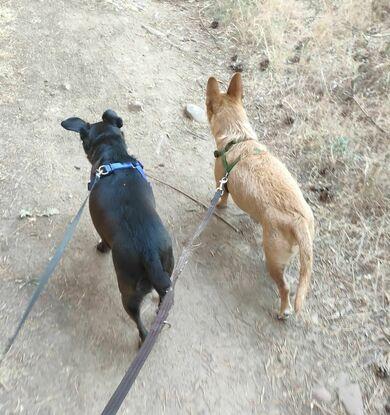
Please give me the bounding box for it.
[102,109,123,128]
[61,117,89,133]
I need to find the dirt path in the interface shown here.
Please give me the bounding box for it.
[0,1,387,414]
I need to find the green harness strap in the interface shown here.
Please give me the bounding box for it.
[213,140,240,174]
[214,140,263,174]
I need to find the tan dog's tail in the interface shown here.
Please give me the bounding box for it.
[293,221,313,313]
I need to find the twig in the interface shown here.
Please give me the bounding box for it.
[184,126,207,141]
[141,24,185,53]
[0,378,11,392]
[367,32,390,38]
[197,11,223,50]
[148,174,240,233]
[355,231,366,263]
[380,322,390,343]
[366,383,383,412]
[351,95,388,135]
[316,53,337,104]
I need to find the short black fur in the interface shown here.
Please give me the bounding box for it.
[61,110,174,344]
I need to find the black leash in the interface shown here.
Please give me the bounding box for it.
[101,175,228,415]
[2,169,229,414]
[2,179,99,359]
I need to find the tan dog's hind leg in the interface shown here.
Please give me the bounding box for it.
[264,231,293,319]
[217,189,229,208]
[293,221,313,313]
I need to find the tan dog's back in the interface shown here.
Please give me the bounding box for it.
[207,73,314,318]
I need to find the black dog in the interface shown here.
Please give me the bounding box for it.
[61,110,174,344]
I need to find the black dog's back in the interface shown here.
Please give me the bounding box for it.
[61,110,174,343]
[90,167,173,294]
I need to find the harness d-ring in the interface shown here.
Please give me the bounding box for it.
[217,174,229,194]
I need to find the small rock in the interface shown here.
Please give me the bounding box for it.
[229,55,244,72]
[128,102,143,112]
[259,56,270,71]
[353,50,370,63]
[184,104,207,124]
[19,209,33,219]
[287,54,300,64]
[338,383,364,415]
[295,40,305,51]
[319,167,328,176]
[373,352,389,379]
[284,115,295,125]
[229,61,244,72]
[38,208,59,217]
[312,385,332,403]
[313,87,324,102]
[61,83,71,91]
[385,396,390,413]
[210,19,219,29]
[308,185,333,203]
[374,363,388,378]
[277,352,287,364]
[19,208,60,219]
[341,107,351,117]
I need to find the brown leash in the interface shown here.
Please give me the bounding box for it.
[101,175,228,415]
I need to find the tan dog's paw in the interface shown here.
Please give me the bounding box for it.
[277,308,292,321]
[216,201,227,209]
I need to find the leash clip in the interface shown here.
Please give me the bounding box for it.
[96,165,111,177]
[217,174,229,193]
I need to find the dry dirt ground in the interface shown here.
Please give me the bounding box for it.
[0,0,389,414]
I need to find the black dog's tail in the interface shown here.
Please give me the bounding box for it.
[143,252,172,297]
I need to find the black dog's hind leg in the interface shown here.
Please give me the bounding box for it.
[162,247,174,276]
[121,278,152,346]
[149,270,172,308]
[97,239,110,253]
[157,248,174,307]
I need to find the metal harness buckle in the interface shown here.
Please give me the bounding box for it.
[217,174,229,193]
[96,165,111,177]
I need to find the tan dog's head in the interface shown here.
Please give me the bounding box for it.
[206,73,256,146]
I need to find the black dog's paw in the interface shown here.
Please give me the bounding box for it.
[157,287,172,306]
[96,240,110,253]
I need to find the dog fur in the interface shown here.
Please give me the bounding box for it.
[206,74,314,319]
[61,110,174,343]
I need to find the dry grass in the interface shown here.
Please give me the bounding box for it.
[200,0,389,412]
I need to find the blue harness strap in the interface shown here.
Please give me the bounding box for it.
[88,161,148,190]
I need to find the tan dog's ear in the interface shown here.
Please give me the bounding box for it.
[206,77,220,118]
[227,72,243,100]
[206,77,220,102]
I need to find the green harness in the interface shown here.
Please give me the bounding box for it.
[213,140,241,174]
[214,140,264,174]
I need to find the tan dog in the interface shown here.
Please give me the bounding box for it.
[206,73,314,319]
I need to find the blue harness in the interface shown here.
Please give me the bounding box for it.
[88,161,147,191]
